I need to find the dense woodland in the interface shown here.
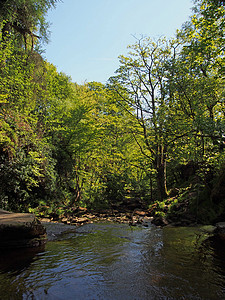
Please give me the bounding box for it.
[0,0,224,224]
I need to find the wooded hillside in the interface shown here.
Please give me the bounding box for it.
[0,0,224,224]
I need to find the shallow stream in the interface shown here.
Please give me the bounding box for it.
[0,222,225,299]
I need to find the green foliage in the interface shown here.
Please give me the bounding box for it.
[0,0,224,225]
[0,0,58,49]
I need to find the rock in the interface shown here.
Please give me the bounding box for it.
[142,216,153,227]
[0,210,46,249]
[214,222,225,241]
[133,210,146,216]
[85,214,96,219]
[72,217,89,224]
[78,207,87,212]
[39,217,51,223]
[151,216,169,226]
[61,217,68,224]
[0,209,12,215]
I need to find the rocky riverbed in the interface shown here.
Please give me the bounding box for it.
[1,206,225,248]
[39,207,154,228]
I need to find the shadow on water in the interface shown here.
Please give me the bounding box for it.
[202,234,225,277]
[0,222,225,299]
[0,246,46,300]
[0,246,45,275]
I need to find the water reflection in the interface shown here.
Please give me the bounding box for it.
[0,245,45,275]
[0,223,225,300]
[0,246,45,299]
[141,227,222,299]
[204,235,225,281]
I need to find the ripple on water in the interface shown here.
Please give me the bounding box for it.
[0,222,225,300]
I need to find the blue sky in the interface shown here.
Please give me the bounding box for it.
[44,0,193,84]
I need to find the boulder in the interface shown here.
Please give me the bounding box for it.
[214,222,225,241]
[151,215,169,226]
[0,210,46,249]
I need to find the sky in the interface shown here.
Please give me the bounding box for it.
[44,0,193,84]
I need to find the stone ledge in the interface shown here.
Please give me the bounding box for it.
[0,210,47,249]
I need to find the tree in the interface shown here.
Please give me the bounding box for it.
[0,0,58,50]
[173,0,225,164]
[83,82,146,208]
[49,81,144,209]
[109,37,178,201]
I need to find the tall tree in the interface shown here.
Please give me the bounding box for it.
[173,0,225,162]
[109,37,177,200]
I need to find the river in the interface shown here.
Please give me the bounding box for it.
[0,222,225,299]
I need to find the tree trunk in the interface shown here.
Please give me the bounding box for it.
[155,147,168,201]
[156,162,168,201]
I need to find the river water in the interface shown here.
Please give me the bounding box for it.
[0,222,225,299]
